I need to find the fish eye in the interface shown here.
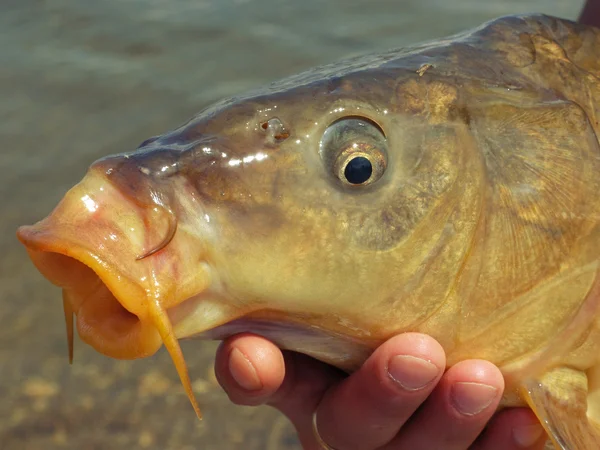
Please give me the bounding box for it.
[320,116,388,187]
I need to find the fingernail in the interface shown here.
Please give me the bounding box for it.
[512,424,545,448]
[450,382,498,416]
[387,355,439,391]
[228,348,263,391]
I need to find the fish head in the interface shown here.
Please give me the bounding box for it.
[159,67,471,343]
[17,61,474,414]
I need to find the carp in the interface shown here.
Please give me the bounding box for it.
[17,14,600,449]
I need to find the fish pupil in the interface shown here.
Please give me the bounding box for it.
[344,156,372,184]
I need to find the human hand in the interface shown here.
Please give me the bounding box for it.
[214,332,547,450]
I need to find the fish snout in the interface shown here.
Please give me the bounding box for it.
[16,169,165,358]
[90,148,180,210]
[16,164,209,355]
[17,163,210,417]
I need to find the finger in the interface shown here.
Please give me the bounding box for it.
[315,333,446,450]
[268,351,344,449]
[383,359,504,450]
[214,333,287,406]
[214,333,343,448]
[471,408,547,450]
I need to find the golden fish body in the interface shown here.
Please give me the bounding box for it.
[17,15,600,449]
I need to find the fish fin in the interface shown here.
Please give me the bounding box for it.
[520,367,600,449]
[62,289,74,364]
[148,301,202,420]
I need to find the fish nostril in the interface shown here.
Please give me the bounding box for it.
[260,118,290,142]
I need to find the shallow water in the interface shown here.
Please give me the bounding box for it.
[0,1,585,449]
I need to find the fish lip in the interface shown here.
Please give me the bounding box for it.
[19,221,206,418]
[16,166,214,361]
[17,223,166,359]
[16,166,193,317]
[17,222,147,319]
[14,168,171,359]
[18,165,213,417]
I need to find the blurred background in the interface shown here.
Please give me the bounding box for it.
[0,1,586,449]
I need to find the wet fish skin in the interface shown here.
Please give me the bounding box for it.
[17,14,600,449]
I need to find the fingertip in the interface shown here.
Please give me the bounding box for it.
[215,333,285,406]
[228,347,264,391]
[473,408,547,449]
[444,360,504,418]
[511,423,546,449]
[369,332,447,375]
[345,332,446,407]
[446,359,505,389]
[380,359,505,449]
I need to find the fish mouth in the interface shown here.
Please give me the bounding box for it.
[16,168,211,418]
[17,231,162,361]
